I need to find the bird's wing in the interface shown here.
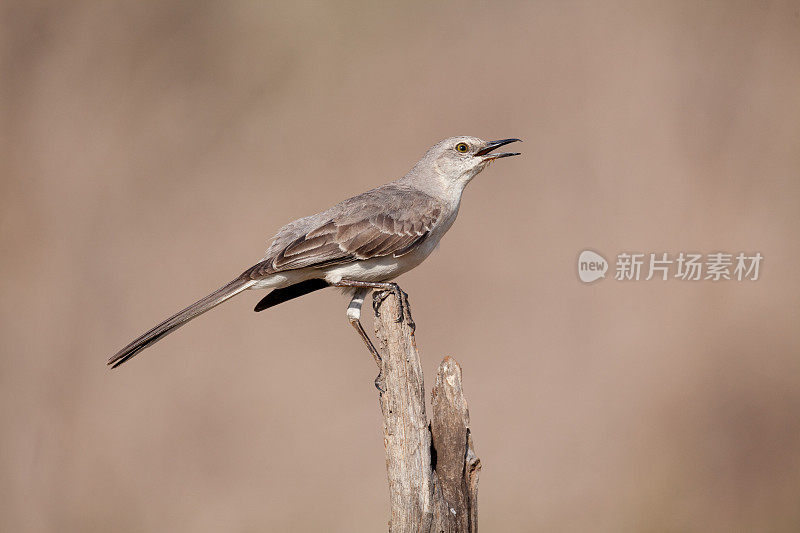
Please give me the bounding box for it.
[245,185,443,279]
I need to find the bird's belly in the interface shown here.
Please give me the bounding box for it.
[322,255,423,284]
[250,246,434,291]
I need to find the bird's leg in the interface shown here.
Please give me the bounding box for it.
[333,279,413,328]
[345,288,384,392]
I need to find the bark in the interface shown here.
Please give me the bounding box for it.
[430,357,481,533]
[373,292,480,533]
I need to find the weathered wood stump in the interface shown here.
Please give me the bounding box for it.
[373,292,480,533]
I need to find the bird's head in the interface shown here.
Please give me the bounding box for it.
[422,136,521,190]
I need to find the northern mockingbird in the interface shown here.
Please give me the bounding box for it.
[108,136,520,382]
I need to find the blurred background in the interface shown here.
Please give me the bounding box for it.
[2,1,800,531]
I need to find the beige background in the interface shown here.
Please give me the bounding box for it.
[2,2,800,531]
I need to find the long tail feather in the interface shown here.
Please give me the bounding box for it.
[108,277,254,368]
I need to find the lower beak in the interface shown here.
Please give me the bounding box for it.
[475,138,522,160]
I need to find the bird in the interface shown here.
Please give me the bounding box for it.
[108,136,520,381]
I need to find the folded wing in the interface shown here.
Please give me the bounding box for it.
[245,186,443,279]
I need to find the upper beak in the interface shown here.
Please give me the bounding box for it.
[475,138,522,160]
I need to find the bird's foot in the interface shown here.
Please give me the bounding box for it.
[372,283,415,331]
[400,289,416,332]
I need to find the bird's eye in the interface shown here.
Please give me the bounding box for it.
[455,142,469,153]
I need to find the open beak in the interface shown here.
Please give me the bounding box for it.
[475,138,522,160]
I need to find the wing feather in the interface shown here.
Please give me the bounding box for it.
[245,186,443,279]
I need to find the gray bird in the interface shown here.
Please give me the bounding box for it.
[108,136,520,377]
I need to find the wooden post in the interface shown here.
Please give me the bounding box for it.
[373,292,481,533]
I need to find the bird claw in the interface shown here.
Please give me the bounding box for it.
[400,290,416,332]
[372,289,391,316]
[372,284,415,331]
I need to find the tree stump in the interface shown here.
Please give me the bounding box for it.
[373,291,480,533]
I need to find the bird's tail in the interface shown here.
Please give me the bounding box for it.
[108,276,255,368]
